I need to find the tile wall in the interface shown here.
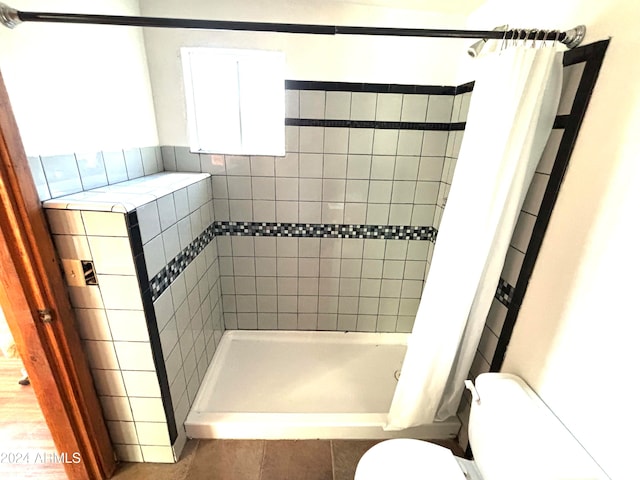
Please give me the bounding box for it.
[28,146,163,202]
[456,60,588,451]
[161,81,472,334]
[43,173,224,463]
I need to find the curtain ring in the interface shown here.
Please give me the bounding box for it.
[541,29,550,47]
[500,25,510,51]
[531,29,539,48]
[554,29,561,44]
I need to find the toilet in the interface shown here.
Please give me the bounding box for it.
[355,373,608,480]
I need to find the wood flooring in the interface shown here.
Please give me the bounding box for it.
[0,357,66,479]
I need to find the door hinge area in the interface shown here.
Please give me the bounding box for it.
[37,309,53,324]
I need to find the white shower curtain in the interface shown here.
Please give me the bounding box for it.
[386,44,563,429]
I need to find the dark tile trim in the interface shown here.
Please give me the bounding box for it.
[141,289,178,445]
[285,80,457,95]
[285,118,453,131]
[553,115,570,129]
[149,220,437,302]
[456,81,475,94]
[126,216,178,445]
[490,39,610,372]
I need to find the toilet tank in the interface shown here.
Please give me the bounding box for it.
[468,373,609,480]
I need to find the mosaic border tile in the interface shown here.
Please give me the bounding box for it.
[495,278,515,307]
[149,220,437,301]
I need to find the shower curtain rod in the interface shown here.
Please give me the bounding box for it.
[0,3,586,49]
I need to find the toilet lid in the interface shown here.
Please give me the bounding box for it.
[354,439,467,480]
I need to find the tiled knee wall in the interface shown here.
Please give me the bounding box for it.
[161,80,472,333]
[44,175,224,463]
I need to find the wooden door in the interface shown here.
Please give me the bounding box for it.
[0,70,116,479]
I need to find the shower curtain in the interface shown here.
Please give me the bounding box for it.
[386,43,563,429]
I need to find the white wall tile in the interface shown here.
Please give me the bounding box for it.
[276,201,298,222]
[46,209,86,235]
[84,340,119,369]
[107,310,150,342]
[75,308,112,341]
[229,200,253,221]
[397,131,424,156]
[348,129,374,155]
[122,371,161,398]
[160,147,177,172]
[173,188,190,220]
[285,126,299,152]
[400,94,428,122]
[177,217,193,250]
[394,156,420,181]
[141,147,160,176]
[141,446,174,463]
[136,422,171,447]
[99,275,143,310]
[418,156,444,181]
[137,201,161,244]
[162,225,181,261]
[253,200,276,221]
[88,236,135,275]
[325,91,351,119]
[299,153,323,178]
[299,127,324,153]
[107,421,138,445]
[372,130,399,155]
[100,396,133,421]
[53,234,92,260]
[92,369,127,396]
[350,92,377,120]
[103,150,129,184]
[175,147,200,172]
[323,154,347,179]
[115,341,156,371]
[376,94,402,121]
[276,178,298,201]
[81,211,128,237]
[76,152,108,190]
[370,156,395,180]
[425,95,454,122]
[252,177,275,200]
[299,90,326,119]
[68,286,105,309]
[324,128,349,154]
[285,89,299,117]
[157,194,177,231]
[28,155,51,200]
[366,204,389,225]
[345,180,369,203]
[143,234,167,279]
[412,205,435,227]
[124,149,144,179]
[421,132,449,157]
[299,178,322,202]
[41,154,82,198]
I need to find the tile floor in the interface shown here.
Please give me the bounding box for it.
[112,438,464,480]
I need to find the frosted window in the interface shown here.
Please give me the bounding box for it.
[181,48,285,156]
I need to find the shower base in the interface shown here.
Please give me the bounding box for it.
[185,330,460,439]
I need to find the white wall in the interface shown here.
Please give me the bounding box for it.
[466,2,639,479]
[139,0,470,146]
[0,0,158,155]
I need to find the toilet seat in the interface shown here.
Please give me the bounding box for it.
[354,439,468,480]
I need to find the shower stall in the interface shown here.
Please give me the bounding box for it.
[4,2,596,465]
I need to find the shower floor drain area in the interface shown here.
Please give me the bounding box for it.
[394,369,401,381]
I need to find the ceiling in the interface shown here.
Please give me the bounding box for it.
[331,0,486,14]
